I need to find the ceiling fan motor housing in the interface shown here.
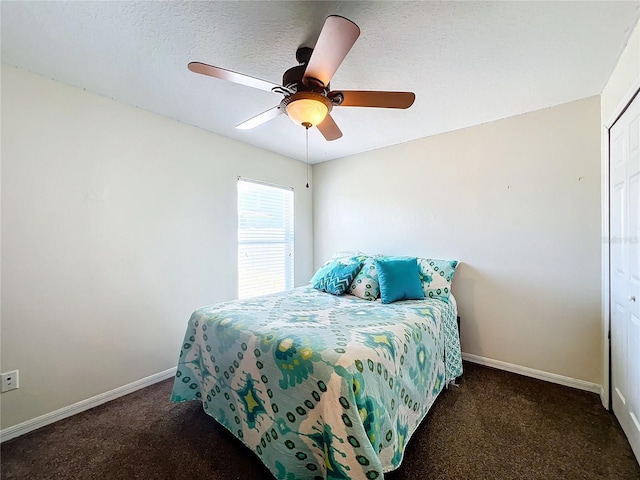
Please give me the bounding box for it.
[283,48,329,94]
[282,64,307,91]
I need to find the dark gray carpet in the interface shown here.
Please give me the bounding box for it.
[2,362,638,479]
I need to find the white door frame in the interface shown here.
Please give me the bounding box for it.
[601,74,640,410]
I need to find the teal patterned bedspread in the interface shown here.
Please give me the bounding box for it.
[171,286,462,480]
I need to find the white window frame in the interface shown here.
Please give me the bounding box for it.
[237,177,294,299]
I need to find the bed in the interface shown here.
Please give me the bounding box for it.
[171,280,462,480]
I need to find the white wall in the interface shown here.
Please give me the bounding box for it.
[0,66,313,430]
[600,18,640,407]
[313,96,602,384]
[602,19,640,124]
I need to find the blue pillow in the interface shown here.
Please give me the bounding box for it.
[376,257,425,304]
[310,255,365,285]
[312,258,364,295]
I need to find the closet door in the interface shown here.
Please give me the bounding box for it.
[610,90,640,463]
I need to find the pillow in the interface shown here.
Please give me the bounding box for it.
[375,257,425,304]
[310,254,366,285]
[348,257,380,301]
[312,257,365,295]
[417,258,459,302]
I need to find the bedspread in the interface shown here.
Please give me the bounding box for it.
[171,286,462,480]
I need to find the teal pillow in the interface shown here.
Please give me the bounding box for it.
[312,257,364,295]
[375,257,425,304]
[310,255,366,285]
[417,258,458,302]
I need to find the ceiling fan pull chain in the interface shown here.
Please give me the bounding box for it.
[304,123,310,188]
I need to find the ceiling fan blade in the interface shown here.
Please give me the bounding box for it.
[316,113,343,141]
[332,90,416,109]
[236,106,283,130]
[303,16,360,88]
[188,62,281,93]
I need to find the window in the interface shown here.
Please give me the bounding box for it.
[237,178,294,299]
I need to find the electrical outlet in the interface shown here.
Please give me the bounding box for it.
[1,370,19,393]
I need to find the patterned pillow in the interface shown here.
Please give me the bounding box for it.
[348,257,380,300]
[310,255,366,284]
[417,258,459,302]
[312,257,365,295]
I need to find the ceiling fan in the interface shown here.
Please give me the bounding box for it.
[188,15,415,141]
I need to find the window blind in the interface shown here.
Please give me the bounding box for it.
[237,178,294,299]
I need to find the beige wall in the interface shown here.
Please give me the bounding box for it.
[313,96,602,384]
[0,66,313,430]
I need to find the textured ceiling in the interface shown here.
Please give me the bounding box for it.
[2,1,639,163]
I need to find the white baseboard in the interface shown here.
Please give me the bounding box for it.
[0,367,177,443]
[462,353,601,394]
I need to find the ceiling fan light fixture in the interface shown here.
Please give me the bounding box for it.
[281,92,331,127]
